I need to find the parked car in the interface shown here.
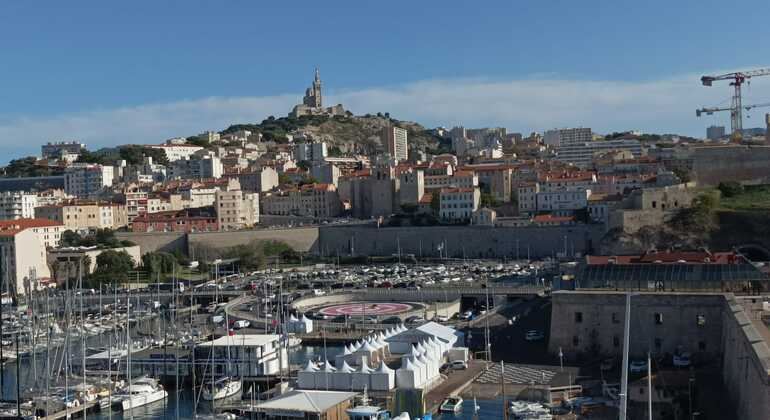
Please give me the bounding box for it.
[629,359,649,373]
[232,320,250,329]
[673,352,691,368]
[449,360,468,370]
[525,330,545,341]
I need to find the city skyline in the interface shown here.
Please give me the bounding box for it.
[2,1,770,158]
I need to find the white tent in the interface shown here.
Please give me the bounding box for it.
[351,363,373,391]
[396,358,419,389]
[314,360,336,390]
[417,353,436,383]
[411,356,428,388]
[332,360,354,390]
[300,314,313,333]
[297,360,318,389]
[371,361,395,391]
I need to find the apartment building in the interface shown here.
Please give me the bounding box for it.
[425,170,478,191]
[261,183,343,218]
[439,187,480,222]
[35,201,128,232]
[41,141,85,161]
[168,156,223,179]
[295,142,327,162]
[543,127,592,147]
[131,207,218,233]
[147,143,203,161]
[64,164,114,197]
[0,219,64,296]
[215,180,259,231]
[518,171,596,216]
[555,139,642,169]
[0,191,38,220]
[383,126,409,162]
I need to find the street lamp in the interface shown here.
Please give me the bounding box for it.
[558,347,564,372]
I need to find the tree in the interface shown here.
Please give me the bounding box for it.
[718,181,744,198]
[60,230,83,247]
[480,193,499,209]
[672,167,692,183]
[296,160,311,171]
[223,240,266,271]
[186,136,210,148]
[430,193,440,215]
[92,250,135,284]
[142,251,177,279]
[119,145,169,166]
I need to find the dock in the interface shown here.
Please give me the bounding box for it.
[424,359,488,414]
[40,400,98,420]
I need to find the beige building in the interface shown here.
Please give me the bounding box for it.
[215,179,259,231]
[0,219,64,296]
[261,183,343,218]
[35,202,128,232]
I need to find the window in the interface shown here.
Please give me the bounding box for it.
[654,313,663,325]
[696,315,706,327]
[572,336,580,346]
[612,312,620,324]
[613,336,620,347]
[574,312,583,323]
[654,338,662,350]
[698,341,706,351]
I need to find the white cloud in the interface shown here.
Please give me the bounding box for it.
[2,72,768,161]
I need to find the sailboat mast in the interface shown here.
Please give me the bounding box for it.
[79,259,87,420]
[647,352,652,420]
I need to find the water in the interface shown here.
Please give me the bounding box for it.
[433,397,507,420]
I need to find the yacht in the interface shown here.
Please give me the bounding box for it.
[114,377,167,411]
[508,401,551,419]
[202,377,243,401]
[439,396,463,413]
[346,389,405,420]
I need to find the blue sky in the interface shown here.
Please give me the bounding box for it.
[2,1,770,159]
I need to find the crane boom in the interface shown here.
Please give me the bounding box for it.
[696,102,770,117]
[699,67,770,141]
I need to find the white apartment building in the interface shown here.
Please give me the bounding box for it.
[215,180,259,231]
[439,187,480,221]
[555,139,643,169]
[0,192,38,220]
[543,127,593,147]
[181,188,218,208]
[295,142,328,162]
[64,164,114,197]
[0,219,64,296]
[518,171,596,216]
[41,141,85,160]
[384,126,409,162]
[147,143,204,162]
[168,156,223,179]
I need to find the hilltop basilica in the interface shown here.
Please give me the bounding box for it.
[289,68,346,118]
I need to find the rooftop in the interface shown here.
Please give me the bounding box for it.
[254,390,357,413]
[198,334,280,348]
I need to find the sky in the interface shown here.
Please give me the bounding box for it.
[2,1,770,160]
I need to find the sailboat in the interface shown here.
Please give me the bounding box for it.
[201,376,242,401]
[115,376,168,411]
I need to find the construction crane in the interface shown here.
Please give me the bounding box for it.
[697,101,770,117]
[699,68,770,141]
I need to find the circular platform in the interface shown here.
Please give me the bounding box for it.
[316,301,419,317]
